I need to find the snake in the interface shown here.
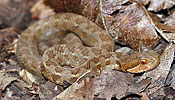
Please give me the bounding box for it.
[16,13,160,85]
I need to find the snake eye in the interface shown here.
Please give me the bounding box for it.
[140,59,148,65]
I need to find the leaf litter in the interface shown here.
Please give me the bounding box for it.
[1,0,175,99]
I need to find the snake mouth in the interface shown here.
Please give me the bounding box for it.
[127,64,153,73]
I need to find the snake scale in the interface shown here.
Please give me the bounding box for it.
[16,13,160,85]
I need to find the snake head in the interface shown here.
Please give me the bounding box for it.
[122,50,160,73]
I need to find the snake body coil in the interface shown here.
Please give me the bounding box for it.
[16,13,160,85]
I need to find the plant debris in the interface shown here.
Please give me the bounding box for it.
[1,0,175,99]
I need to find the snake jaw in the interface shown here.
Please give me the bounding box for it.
[126,55,160,73]
[127,63,152,73]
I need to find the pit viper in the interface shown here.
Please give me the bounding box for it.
[16,13,160,85]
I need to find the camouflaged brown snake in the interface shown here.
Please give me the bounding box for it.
[16,13,160,85]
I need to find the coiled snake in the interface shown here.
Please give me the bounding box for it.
[16,13,160,85]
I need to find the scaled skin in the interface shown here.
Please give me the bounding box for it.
[16,13,160,85]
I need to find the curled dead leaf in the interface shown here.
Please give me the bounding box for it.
[146,10,175,43]
[147,0,175,12]
[0,0,31,29]
[170,64,175,89]
[94,70,150,99]
[165,10,175,26]
[31,0,55,19]
[137,43,174,99]
[52,78,94,100]
[19,69,45,85]
[0,70,17,90]
[0,27,18,51]
[109,3,161,51]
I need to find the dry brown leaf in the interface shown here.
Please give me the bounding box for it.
[147,0,175,12]
[52,78,94,100]
[19,69,45,85]
[136,0,175,12]
[0,27,18,51]
[134,0,150,5]
[0,0,31,29]
[149,87,165,99]
[109,3,161,51]
[2,88,20,100]
[137,43,174,99]
[0,70,17,90]
[144,10,175,42]
[94,70,150,100]
[170,65,175,89]
[161,32,175,43]
[1,80,34,100]
[31,0,55,19]
[94,70,134,99]
[141,93,150,100]
[38,81,63,100]
[165,9,175,26]
[164,87,175,99]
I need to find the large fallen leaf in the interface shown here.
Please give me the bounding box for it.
[19,69,43,85]
[137,43,174,99]
[0,70,17,90]
[52,78,94,100]
[0,27,18,51]
[0,0,31,29]
[136,0,175,12]
[147,0,175,12]
[164,87,175,99]
[2,80,32,100]
[165,10,175,26]
[109,3,161,51]
[146,10,175,42]
[31,0,55,19]
[38,81,63,100]
[170,64,175,89]
[141,93,150,100]
[94,70,150,99]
